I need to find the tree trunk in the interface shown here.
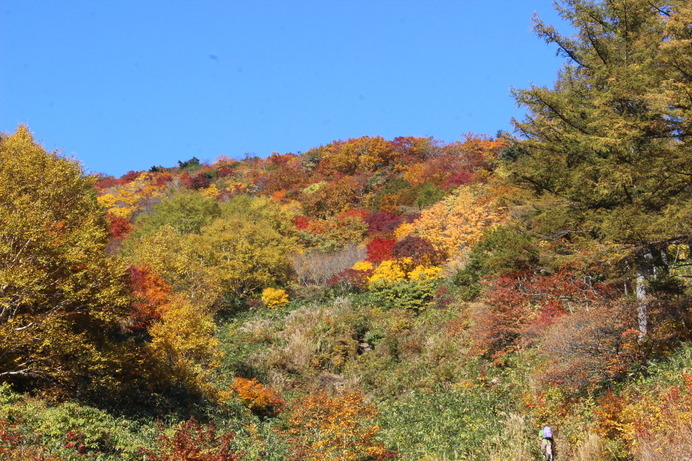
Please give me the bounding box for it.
[635,249,655,342]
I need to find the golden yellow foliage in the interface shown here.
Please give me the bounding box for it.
[368,258,413,285]
[262,287,290,308]
[408,264,443,281]
[97,172,167,219]
[351,260,374,272]
[393,221,416,241]
[201,183,220,198]
[368,258,442,286]
[148,294,221,396]
[0,126,131,389]
[412,185,507,257]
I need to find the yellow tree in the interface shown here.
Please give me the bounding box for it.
[0,126,130,391]
[147,294,222,397]
[402,185,507,258]
[97,171,167,220]
[200,216,294,300]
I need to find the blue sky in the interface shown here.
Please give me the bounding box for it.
[1,1,569,177]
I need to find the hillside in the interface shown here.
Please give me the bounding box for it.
[1,1,690,460]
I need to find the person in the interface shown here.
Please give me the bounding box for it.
[539,426,554,460]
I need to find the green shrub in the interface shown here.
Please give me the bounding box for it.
[378,388,512,459]
[369,278,440,311]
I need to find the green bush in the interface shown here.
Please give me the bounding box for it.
[0,396,157,460]
[369,278,440,311]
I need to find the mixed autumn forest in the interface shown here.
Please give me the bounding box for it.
[1,1,690,460]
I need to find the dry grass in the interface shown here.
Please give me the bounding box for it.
[263,298,358,378]
[291,245,366,286]
[633,416,692,461]
[486,413,535,461]
[570,432,607,461]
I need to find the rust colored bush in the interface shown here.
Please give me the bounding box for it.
[231,377,284,417]
[140,418,244,461]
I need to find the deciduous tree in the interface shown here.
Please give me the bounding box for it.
[0,126,130,391]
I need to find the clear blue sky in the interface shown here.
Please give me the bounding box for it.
[1,0,569,177]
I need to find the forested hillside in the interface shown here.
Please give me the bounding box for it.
[1,0,690,460]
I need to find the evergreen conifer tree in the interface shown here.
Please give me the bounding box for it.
[510,0,691,338]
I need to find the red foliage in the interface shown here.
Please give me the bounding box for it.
[106,213,132,240]
[153,173,173,187]
[471,275,532,361]
[0,419,58,460]
[392,236,445,265]
[364,212,403,234]
[121,170,143,182]
[215,165,236,178]
[94,175,125,190]
[293,216,310,230]
[180,171,212,190]
[140,419,245,461]
[267,152,298,167]
[0,419,24,451]
[366,238,396,263]
[63,429,90,455]
[441,170,473,190]
[471,269,611,362]
[327,268,372,292]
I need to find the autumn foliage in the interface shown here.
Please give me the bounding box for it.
[470,268,612,363]
[287,391,392,461]
[2,25,691,458]
[128,265,171,331]
[140,419,245,461]
[231,377,284,417]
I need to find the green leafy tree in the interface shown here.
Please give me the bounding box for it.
[219,194,298,238]
[132,190,220,236]
[200,216,294,300]
[510,0,691,338]
[128,216,294,309]
[0,126,130,391]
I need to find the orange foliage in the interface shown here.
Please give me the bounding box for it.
[301,175,368,218]
[231,377,284,417]
[287,391,392,461]
[315,136,397,176]
[402,155,471,189]
[443,133,508,172]
[128,265,172,331]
